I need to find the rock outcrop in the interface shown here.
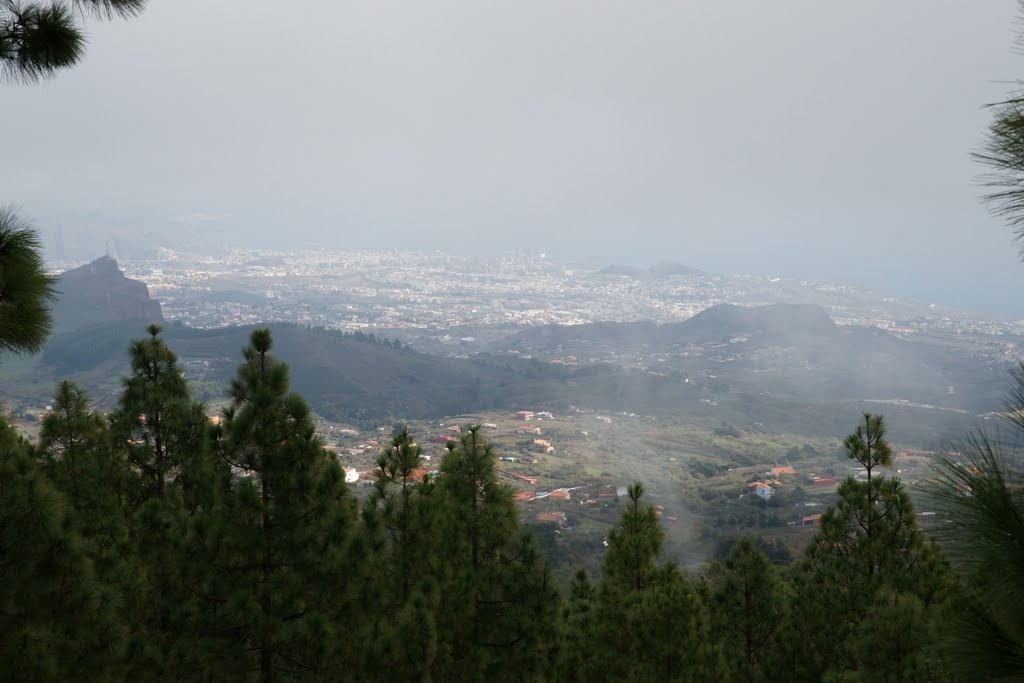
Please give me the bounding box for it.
[51,256,163,333]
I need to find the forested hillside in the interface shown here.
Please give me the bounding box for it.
[1,325,1018,681]
[0,308,993,445]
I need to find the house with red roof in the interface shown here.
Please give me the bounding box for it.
[536,511,567,524]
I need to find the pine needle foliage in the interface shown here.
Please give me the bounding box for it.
[0,0,143,82]
[974,1,1024,258]
[928,368,1024,680]
[189,328,359,681]
[603,481,664,592]
[562,482,719,682]
[788,414,951,681]
[710,536,785,679]
[0,412,124,679]
[977,90,1024,257]
[111,324,199,499]
[0,205,56,354]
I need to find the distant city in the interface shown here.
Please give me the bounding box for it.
[47,247,1024,343]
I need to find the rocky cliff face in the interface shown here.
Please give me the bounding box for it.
[52,256,163,332]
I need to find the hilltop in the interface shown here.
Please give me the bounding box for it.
[493,303,1007,417]
[598,259,703,280]
[51,256,163,333]
[496,303,835,350]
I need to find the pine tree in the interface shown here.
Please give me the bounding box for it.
[111,324,205,502]
[1,0,144,82]
[0,205,56,354]
[432,425,559,681]
[602,481,664,591]
[440,426,518,575]
[787,414,951,681]
[710,537,785,682]
[844,412,892,484]
[106,326,214,678]
[38,381,130,572]
[360,427,443,680]
[0,412,123,679]
[927,365,1024,680]
[39,381,107,471]
[186,328,359,681]
[559,569,599,681]
[567,481,717,682]
[369,427,430,603]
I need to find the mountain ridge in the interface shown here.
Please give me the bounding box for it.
[495,303,838,351]
[598,259,703,280]
[0,265,1001,442]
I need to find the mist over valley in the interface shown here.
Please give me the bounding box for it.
[6,2,1024,678]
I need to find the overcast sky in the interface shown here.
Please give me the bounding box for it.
[4,1,1024,315]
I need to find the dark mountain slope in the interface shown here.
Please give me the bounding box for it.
[493,304,1008,415]
[39,322,581,422]
[598,260,704,280]
[0,316,982,443]
[2,264,1000,444]
[51,256,162,333]
[496,303,835,351]
[681,303,835,341]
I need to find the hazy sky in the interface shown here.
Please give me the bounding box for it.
[4,1,1024,315]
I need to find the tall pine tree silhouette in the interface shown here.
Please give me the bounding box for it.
[189,328,358,682]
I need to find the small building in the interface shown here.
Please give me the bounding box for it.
[751,482,773,500]
[813,476,837,487]
[772,465,796,477]
[514,491,534,501]
[515,410,535,421]
[548,489,571,500]
[896,449,934,458]
[802,513,822,527]
[536,511,567,524]
[343,467,359,484]
[533,439,555,453]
